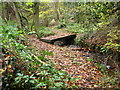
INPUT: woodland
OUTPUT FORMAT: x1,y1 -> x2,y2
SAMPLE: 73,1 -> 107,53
0,1 -> 120,89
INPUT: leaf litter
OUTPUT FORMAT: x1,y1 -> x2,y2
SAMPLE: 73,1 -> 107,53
27,34 -> 118,88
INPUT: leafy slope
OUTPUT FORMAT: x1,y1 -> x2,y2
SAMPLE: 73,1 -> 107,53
28,34 -> 119,88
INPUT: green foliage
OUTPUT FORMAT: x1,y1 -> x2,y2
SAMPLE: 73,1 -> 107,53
62,2 -> 119,54
66,23 -> 81,33
100,46 -> 109,54
1,22 -> 25,51
39,50 -> 53,56
75,38 -> 86,46
13,73 -> 37,88
76,2 -> 114,23
29,25 -> 55,37
95,63 -> 107,73
87,58 -> 94,61
56,23 -> 94,34
1,2 -> 119,88
1,22 -> 75,89
105,29 -> 120,52
74,34 -> 88,47
39,26 -> 55,37
59,2 -> 115,34
27,31 -> 36,35
99,74 -> 119,87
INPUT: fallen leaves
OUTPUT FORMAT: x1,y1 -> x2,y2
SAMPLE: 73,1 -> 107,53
4,54 -> 14,61
41,33 -> 76,40
28,34 -> 116,88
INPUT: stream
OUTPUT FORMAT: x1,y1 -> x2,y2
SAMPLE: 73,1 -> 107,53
62,44 -> 119,75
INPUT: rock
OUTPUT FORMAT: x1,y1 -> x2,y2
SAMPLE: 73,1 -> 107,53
54,41 -> 65,46
69,45 -> 81,48
49,19 -> 59,26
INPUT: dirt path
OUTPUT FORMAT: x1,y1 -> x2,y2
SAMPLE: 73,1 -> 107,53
28,34 -> 107,88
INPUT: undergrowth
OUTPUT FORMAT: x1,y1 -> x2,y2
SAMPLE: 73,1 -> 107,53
53,22 -> 120,88
28,26 -> 55,37
1,22 -> 76,89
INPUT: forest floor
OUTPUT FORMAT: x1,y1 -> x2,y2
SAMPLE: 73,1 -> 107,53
27,29 -> 119,88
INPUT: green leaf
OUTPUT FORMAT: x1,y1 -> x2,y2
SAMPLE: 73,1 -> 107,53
25,78 -> 29,83
27,31 -> 36,35
59,73 -> 65,76
37,56 -> 45,61
23,75 -> 29,78
55,82 -> 63,87
39,50 -> 53,56
19,30 -> 23,34
87,58 -> 94,61
35,82 -> 46,87
29,80 -> 35,83
17,73 -> 23,76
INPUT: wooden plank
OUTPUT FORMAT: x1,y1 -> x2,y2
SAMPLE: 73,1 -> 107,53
40,34 -> 76,44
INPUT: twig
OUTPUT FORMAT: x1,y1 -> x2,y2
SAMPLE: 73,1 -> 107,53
31,54 -> 48,66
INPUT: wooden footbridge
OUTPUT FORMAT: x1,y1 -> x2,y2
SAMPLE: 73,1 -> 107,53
40,33 -> 76,45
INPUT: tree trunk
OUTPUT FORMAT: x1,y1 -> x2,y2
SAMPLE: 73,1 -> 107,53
115,1 -> 120,29
53,0 -> 60,21
1,2 -> 10,22
13,2 -> 22,29
34,2 -> 40,38
112,1 -> 120,29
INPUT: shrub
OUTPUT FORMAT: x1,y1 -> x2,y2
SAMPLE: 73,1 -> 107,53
1,22 -> 76,89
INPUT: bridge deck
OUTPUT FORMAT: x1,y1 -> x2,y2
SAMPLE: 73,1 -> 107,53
40,33 -> 76,44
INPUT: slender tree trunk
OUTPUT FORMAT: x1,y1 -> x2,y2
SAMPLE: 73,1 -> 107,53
1,2 -> 9,22
34,2 -> 40,38
13,2 -> 22,29
53,0 -> 60,21
1,2 -> 6,21
114,1 -> 120,29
